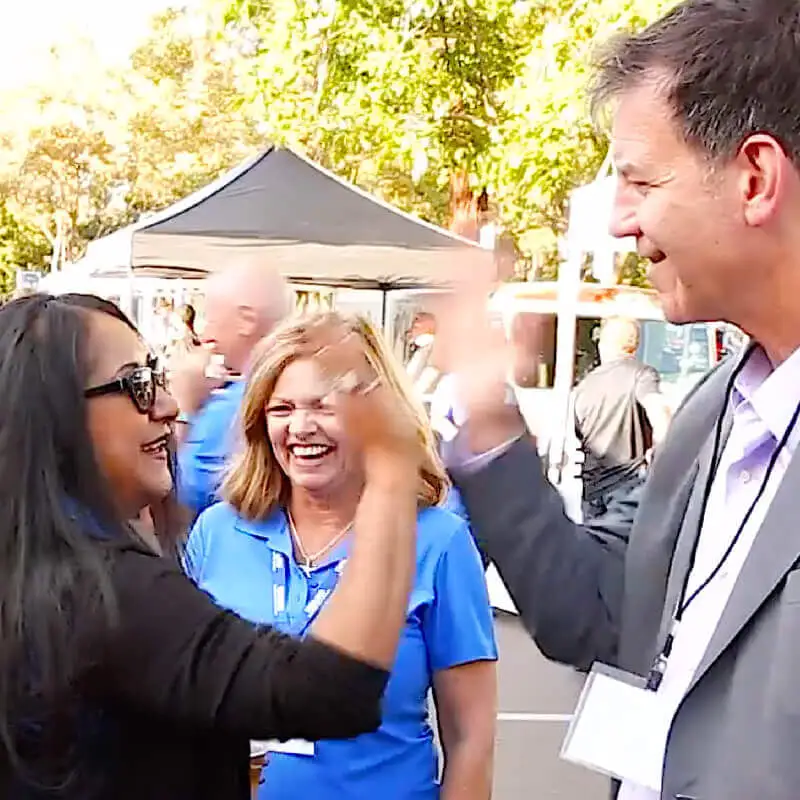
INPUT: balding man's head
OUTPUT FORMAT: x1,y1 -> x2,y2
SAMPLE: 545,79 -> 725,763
203,261 -> 290,373
598,317 -> 640,363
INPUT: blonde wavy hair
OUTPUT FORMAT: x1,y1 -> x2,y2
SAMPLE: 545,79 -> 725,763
223,311 -> 449,521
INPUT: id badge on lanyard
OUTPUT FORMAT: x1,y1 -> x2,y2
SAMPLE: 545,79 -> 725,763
560,663 -> 673,791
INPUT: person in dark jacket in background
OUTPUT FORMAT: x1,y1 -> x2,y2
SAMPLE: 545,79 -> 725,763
573,317 -> 671,519
0,293 -> 421,800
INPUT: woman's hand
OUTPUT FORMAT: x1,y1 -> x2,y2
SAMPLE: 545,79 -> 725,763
304,319 -> 421,475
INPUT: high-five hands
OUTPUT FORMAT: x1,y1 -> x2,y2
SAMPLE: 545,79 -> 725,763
433,257 -> 532,454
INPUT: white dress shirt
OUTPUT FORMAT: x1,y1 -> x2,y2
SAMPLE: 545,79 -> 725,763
430,374 -> 466,442
619,345 -> 800,799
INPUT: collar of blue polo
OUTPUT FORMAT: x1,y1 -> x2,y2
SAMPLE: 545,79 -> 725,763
234,509 -> 351,571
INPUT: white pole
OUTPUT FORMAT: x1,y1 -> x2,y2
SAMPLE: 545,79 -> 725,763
548,244 -> 582,486
125,265 -> 136,324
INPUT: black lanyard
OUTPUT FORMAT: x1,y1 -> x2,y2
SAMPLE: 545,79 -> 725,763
646,358 -> 800,691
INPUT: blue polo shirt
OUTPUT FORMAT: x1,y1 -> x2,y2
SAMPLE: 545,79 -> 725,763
176,380 -> 245,516
184,502 -> 497,800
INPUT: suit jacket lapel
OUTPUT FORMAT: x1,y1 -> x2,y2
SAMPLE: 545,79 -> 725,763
618,356 -> 739,675
655,345 -> 755,656
654,416 -> 732,648
689,446 -> 800,692
619,461 -> 697,674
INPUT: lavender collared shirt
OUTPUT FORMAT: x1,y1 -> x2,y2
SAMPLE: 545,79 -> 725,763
621,344 -> 800,799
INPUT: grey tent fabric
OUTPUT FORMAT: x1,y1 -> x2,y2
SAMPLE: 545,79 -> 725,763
131,146 -> 489,288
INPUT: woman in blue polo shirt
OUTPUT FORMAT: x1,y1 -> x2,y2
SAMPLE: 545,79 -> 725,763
184,312 -> 497,800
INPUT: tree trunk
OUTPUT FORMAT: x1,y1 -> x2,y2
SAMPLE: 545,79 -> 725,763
448,170 -> 478,241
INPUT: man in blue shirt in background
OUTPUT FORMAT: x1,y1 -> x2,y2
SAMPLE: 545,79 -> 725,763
171,261 -> 290,517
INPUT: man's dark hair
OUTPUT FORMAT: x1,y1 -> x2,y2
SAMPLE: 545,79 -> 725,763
589,0 -> 800,163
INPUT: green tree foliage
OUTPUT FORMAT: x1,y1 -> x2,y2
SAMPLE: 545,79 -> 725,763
0,10 -> 262,269
0,73 -> 124,266
227,0 -> 669,275
488,0 -> 671,279
0,198 -> 51,292
0,0 -> 671,283
123,8 -> 263,213
227,0 -> 534,234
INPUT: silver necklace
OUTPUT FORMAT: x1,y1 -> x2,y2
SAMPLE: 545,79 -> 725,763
287,513 -> 352,575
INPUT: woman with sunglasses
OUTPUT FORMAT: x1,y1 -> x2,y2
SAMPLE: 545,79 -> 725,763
0,293 -> 421,800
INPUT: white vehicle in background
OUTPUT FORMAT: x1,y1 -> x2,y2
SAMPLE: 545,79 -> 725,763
388,280 -> 724,469
385,281 -> 729,614
487,281 -> 723,461
483,281 -> 730,613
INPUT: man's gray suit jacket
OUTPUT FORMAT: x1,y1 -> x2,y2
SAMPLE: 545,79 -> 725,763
454,349 -> 800,800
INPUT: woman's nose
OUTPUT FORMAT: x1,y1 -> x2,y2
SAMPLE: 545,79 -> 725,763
152,384 -> 179,422
288,408 -> 318,434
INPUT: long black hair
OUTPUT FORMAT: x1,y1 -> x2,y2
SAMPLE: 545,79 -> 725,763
0,293 -> 180,781
56,294 -> 188,555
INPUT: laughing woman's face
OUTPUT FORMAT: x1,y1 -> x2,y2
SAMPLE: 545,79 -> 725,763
83,311 -> 178,519
265,357 -> 361,500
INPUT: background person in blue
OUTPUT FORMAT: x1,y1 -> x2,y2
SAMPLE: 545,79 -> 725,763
171,262 -> 290,517
185,311 -> 498,800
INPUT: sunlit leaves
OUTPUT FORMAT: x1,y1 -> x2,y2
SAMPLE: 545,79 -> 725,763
0,0 -> 672,285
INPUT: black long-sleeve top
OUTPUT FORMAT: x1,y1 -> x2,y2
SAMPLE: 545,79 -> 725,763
0,542 -> 389,799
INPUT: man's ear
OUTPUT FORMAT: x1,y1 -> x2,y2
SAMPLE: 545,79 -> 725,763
237,304 -> 258,338
736,133 -> 786,228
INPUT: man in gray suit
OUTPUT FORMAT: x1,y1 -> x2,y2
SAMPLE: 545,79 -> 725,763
440,2 -> 800,799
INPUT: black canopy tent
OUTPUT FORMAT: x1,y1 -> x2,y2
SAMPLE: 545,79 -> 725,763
127,145 -> 491,323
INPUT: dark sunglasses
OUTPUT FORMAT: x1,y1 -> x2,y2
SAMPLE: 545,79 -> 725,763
84,357 -> 167,414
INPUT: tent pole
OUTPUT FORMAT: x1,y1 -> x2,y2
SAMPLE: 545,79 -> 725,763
380,289 -> 388,331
